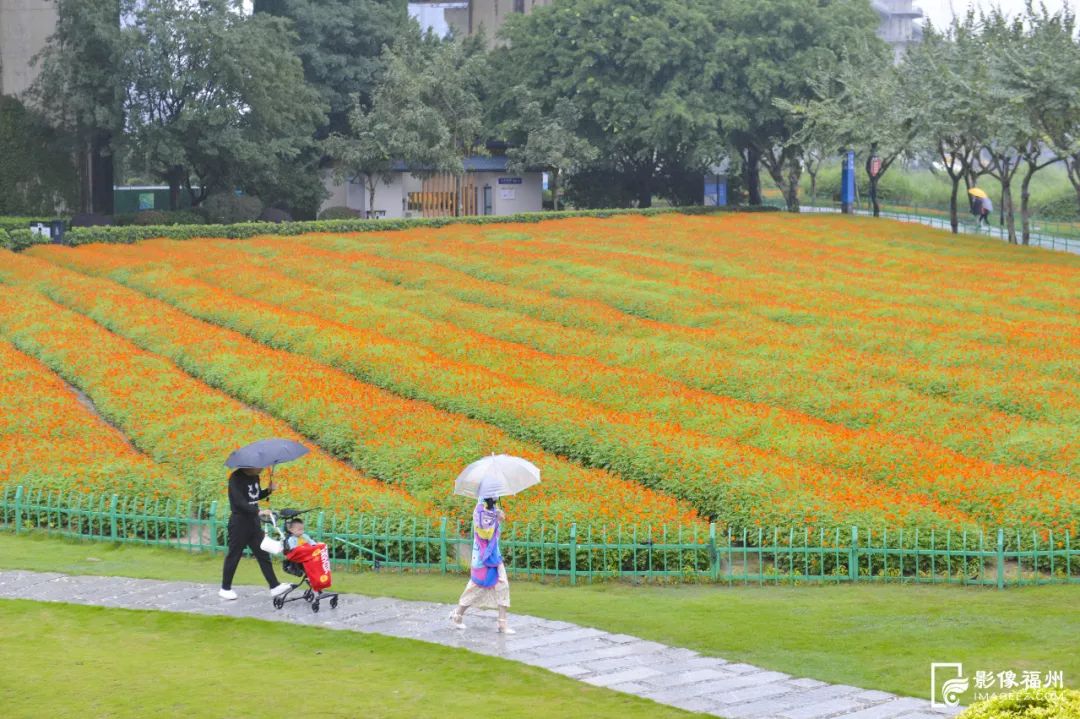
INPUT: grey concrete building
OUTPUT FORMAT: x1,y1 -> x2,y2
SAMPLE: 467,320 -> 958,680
0,0 -> 57,97
873,0 -> 924,62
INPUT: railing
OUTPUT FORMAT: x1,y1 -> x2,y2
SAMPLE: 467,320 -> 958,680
764,198 -> 1080,255
3,486 -> 1077,588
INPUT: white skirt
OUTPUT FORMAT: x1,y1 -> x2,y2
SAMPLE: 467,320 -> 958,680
457,563 -> 510,609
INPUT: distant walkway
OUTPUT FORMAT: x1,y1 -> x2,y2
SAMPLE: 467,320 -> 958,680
798,205 -> 1080,255
2,570 -> 961,719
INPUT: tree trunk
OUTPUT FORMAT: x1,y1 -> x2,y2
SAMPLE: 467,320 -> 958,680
90,131 -> 114,215
1001,181 -> 1016,244
1068,154 -> 1080,213
552,169 -> 560,212
368,175 -> 377,218
167,168 -> 182,212
948,175 -> 960,234
454,174 -> 462,217
868,175 -> 881,217
744,146 -> 762,206
77,139 -> 93,214
1020,169 -> 1034,246
808,171 -> 817,208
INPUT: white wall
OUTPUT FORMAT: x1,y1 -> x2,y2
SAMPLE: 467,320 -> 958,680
322,170 -> 542,218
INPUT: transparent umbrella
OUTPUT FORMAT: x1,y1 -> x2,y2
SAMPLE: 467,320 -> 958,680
453,454 -> 540,498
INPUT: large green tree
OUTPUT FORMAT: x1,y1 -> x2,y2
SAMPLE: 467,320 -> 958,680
29,0 -> 123,214
715,0 -> 882,210
495,0 -> 723,208
906,15 -> 991,233
783,47 -> 918,217
504,92 -> 597,211
121,0 -> 326,211
252,0 -> 409,137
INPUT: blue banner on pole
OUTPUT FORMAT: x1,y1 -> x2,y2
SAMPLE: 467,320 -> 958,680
841,151 -> 856,207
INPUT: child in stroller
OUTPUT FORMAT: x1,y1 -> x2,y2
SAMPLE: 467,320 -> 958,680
263,508 -> 340,613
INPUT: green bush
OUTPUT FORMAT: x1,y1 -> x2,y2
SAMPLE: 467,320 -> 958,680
958,689 -> 1080,719
9,205 -> 771,250
199,194 -> 264,224
1031,187 -> 1080,220
318,205 -> 361,220
3,228 -> 50,252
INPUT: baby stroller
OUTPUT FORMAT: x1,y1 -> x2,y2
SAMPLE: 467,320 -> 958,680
262,508 -> 340,613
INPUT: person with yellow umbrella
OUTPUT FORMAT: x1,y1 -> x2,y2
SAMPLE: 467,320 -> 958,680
969,187 -> 993,228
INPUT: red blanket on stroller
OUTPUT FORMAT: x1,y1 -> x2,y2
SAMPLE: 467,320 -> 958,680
285,542 -> 332,591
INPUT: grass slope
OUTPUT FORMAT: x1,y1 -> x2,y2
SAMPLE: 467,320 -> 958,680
4,533 -> 1077,699
2,600 -> 696,719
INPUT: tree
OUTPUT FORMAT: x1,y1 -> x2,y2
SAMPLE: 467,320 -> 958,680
783,47 -> 918,217
29,0 -> 124,214
496,0 -> 723,208
906,16 -> 990,233
974,8 -> 1061,245
714,0 -> 882,211
324,92 -> 407,216
504,93 -> 597,211
362,33 -> 488,215
252,0 -> 409,137
999,4 -> 1080,232
121,0 -> 326,210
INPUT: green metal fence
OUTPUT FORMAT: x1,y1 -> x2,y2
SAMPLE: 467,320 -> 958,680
3,486 -> 1077,588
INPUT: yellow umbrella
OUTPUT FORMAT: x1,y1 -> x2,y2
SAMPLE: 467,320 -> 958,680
968,187 -> 988,199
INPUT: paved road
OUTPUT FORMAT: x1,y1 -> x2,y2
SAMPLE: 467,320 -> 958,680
1,570 -> 963,719
798,206 -> 1080,255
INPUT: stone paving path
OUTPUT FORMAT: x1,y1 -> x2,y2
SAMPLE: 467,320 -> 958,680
1,570 -> 962,719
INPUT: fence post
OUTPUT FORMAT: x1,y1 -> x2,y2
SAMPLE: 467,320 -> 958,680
996,529 -> 1005,590
439,517 -> 448,574
109,494 -> 119,542
849,526 -> 859,582
708,522 -> 718,581
13,486 -> 24,535
208,501 -> 218,552
569,522 -> 577,586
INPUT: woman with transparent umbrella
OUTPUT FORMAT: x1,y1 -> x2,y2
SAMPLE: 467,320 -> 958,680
448,455 -> 540,635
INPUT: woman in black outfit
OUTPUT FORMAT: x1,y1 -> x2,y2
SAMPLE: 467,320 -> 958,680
219,467 -> 291,600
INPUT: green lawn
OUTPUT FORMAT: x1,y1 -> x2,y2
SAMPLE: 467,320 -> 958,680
5,533 -> 1078,699
3,600 -> 696,719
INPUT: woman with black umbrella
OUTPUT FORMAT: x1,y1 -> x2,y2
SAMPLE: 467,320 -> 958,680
219,439 -> 309,601
219,467 -> 291,600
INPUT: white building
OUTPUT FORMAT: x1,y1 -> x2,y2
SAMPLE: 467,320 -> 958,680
322,156 -> 543,219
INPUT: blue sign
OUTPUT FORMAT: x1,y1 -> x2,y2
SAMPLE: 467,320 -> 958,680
704,175 -> 727,207
498,177 -> 523,185
841,151 -> 856,207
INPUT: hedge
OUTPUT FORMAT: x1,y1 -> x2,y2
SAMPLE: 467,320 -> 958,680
1,205 -> 776,251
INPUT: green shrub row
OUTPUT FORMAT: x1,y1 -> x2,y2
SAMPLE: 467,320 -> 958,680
1,205 -> 774,252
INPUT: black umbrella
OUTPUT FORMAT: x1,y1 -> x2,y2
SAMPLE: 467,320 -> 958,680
225,439 -> 310,470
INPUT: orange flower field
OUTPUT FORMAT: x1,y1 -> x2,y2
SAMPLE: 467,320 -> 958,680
1,213 -> 1077,536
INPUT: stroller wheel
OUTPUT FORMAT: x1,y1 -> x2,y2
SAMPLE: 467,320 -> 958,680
329,596 -> 338,609
303,589 -> 313,602
272,596 -> 285,610
311,599 -> 320,613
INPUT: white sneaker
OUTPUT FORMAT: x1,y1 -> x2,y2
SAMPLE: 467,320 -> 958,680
270,583 -> 292,597
497,621 -> 516,635
449,611 -> 467,630
218,589 -> 238,600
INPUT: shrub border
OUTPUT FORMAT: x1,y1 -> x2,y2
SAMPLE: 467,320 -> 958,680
1,205 -> 776,252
